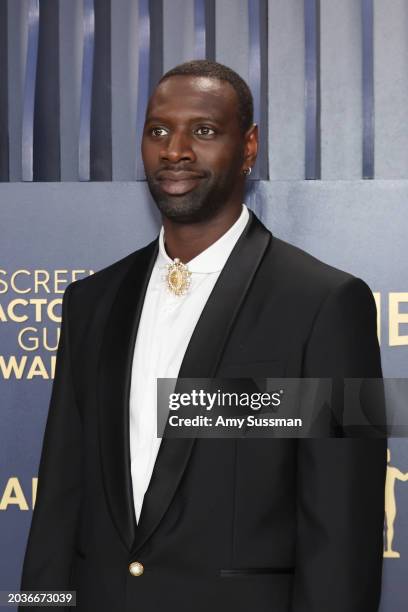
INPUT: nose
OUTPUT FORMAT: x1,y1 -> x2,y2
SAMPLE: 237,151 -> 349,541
160,130 -> 196,164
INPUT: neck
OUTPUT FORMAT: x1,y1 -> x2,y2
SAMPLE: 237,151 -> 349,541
162,203 -> 243,263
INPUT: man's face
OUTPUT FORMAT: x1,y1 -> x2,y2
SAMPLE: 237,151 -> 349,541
141,75 -> 248,223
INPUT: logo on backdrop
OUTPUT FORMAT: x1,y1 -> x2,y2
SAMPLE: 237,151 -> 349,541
384,448 -> 408,558
0,269 -> 92,380
0,478 -> 37,511
373,292 -> 408,346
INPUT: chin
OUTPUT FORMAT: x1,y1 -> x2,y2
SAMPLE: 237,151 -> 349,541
154,194 -> 214,224
160,205 -> 206,224
147,176 -> 229,224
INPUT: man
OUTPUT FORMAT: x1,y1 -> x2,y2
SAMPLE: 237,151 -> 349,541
20,60 -> 386,611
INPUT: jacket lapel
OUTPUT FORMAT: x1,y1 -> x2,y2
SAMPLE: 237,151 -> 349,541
97,240 -> 158,552
131,211 -> 271,554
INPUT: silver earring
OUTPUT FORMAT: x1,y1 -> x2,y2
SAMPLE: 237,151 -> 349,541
243,167 -> 252,176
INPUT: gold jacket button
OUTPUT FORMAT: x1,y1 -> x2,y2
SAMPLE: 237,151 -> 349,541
129,561 -> 144,576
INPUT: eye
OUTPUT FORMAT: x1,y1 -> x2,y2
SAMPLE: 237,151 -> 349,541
195,126 -> 215,137
150,127 -> 168,137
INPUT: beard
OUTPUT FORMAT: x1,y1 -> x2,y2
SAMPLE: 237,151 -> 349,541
145,163 -> 241,224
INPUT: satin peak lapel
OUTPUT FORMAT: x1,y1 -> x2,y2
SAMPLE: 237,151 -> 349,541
131,211 -> 271,554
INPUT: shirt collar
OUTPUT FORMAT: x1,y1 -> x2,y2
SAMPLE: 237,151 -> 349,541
157,204 -> 250,273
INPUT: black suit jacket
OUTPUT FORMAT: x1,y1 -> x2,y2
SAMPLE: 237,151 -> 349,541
20,211 -> 386,612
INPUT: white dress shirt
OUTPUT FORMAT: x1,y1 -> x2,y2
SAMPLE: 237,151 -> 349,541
129,204 -> 250,523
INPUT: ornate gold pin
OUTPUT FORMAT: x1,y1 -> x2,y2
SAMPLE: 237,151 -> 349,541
166,258 -> 192,296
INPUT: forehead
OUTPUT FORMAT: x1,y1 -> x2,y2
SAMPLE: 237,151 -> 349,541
146,75 -> 239,122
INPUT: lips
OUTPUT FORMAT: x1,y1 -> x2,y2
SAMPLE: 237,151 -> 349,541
156,170 -> 205,196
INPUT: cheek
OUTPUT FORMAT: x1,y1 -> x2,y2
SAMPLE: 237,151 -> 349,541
199,144 -> 242,173
141,141 -> 148,161
141,142 -> 158,168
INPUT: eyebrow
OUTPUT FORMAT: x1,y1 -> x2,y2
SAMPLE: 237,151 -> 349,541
145,115 -> 222,125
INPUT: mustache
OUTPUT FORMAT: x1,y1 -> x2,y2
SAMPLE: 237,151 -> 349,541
154,166 -> 209,180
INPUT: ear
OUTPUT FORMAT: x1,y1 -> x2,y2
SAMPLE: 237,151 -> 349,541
241,123 -> 258,173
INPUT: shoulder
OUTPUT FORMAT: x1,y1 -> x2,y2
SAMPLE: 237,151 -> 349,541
252,215 -> 376,322
63,239 -> 157,308
259,224 -> 373,305
256,227 -> 380,376
267,234 -> 353,292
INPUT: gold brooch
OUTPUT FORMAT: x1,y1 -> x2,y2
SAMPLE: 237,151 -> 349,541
166,258 -> 192,296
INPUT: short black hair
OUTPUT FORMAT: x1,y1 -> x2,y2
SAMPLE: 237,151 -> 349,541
158,60 -> 254,134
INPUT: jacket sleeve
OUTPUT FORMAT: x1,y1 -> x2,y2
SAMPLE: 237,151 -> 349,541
19,282 -> 83,597
291,277 -> 387,612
